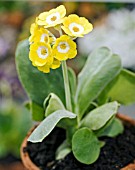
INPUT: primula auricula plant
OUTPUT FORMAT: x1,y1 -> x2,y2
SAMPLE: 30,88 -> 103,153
16,5 -> 135,165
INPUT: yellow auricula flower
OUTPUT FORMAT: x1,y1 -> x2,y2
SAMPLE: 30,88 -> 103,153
29,42 -> 53,67
53,35 -> 77,61
29,27 -> 56,45
29,27 -> 49,44
37,5 -> 66,28
62,14 -> 93,37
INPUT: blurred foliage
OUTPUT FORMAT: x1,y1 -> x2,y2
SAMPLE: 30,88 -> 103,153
0,1 -> 31,14
0,1 -> 29,12
105,3 -> 126,10
0,100 -> 32,157
0,78 -> 32,158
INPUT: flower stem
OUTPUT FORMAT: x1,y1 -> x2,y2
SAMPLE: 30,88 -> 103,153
62,61 -> 72,112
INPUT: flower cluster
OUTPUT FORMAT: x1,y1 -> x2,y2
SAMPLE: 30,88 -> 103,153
29,5 -> 93,73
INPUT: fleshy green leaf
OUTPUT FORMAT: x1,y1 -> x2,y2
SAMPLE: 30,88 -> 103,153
43,94 -> 76,129
75,47 -> 121,119
99,141 -> 105,148
56,140 -> 71,160
44,93 -> 65,117
24,101 -> 44,121
95,117 -> 124,137
81,101 -> 119,130
57,117 -> 77,130
15,39 -> 65,120
28,110 -> 76,143
31,102 -> 44,121
23,101 -> 31,110
72,127 -> 100,164
98,69 -> 135,105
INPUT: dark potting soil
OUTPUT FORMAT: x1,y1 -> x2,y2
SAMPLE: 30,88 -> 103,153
24,123 -> 135,170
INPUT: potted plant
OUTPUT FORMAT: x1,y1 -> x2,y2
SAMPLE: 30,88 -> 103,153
15,5 -> 135,170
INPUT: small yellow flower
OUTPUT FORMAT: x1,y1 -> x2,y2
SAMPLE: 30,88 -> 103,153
37,58 -> 61,73
61,14 -> 93,37
29,27 -> 48,44
29,42 -> 53,67
37,5 -> 66,28
29,27 -> 56,44
53,35 -> 77,61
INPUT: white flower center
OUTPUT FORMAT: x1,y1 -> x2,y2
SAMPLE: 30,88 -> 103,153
40,34 -> 49,43
46,12 -> 60,25
57,42 -> 70,53
37,46 -> 49,59
69,23 -> 84,35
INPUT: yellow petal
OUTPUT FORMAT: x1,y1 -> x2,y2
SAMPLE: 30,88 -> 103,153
51,59 -> 61,69
37,65 -> 50,73
38,12 -> 48,20
37,20 -> 46,26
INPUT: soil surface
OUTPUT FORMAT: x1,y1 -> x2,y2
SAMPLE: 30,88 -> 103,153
24,123 -> 135,170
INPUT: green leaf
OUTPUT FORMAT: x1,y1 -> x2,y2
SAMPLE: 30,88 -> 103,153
24,101 -> 44,121
66,126 -> 77,144
57,117 -> 77,130
81,101 -> 119,130
31,102 -> 44,121
43,93 -> 76,129
99,141 -> 105,148
56,140 -> 71,160
72,127 -> 100,164
98,69 -> 135,105
28,110 -> 76,143
23,101 -> 31,110
44,93 -> 65,117
75,47 -> 121,119
68,68 -> 77,111
15,39 -> 65,120
95,117 -> 124,137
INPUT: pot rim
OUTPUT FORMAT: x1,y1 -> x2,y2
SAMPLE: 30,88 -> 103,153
21,114 -> 135,170
20,125 -> 40,170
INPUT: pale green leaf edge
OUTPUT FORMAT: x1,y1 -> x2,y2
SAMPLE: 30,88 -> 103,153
28,110 -> 76,143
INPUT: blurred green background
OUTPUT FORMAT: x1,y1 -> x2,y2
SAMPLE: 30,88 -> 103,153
0,1 -> 135,169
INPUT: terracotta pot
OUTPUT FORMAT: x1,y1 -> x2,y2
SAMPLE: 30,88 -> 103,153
20,125 -> 40,170
21,114 -> 135,170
